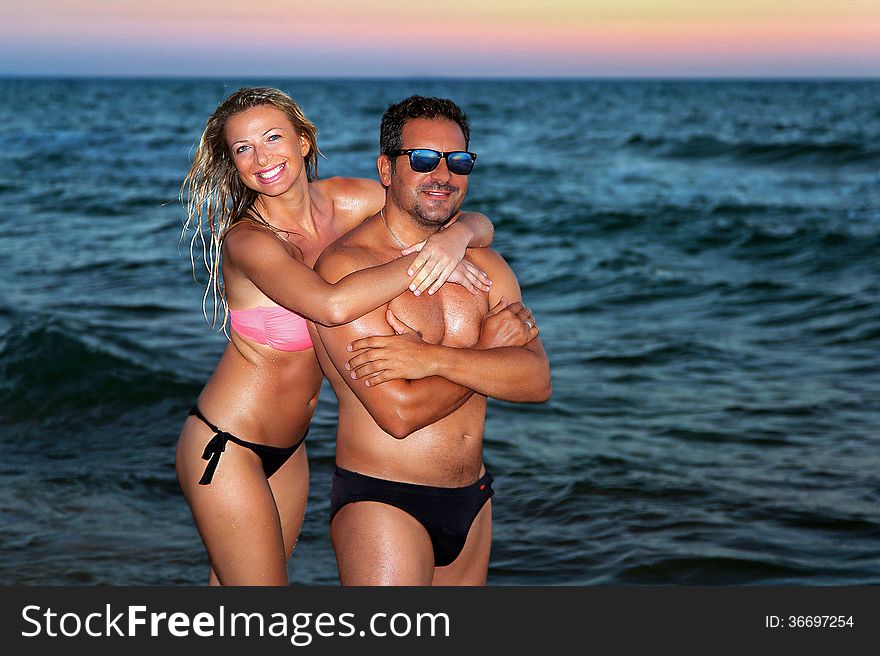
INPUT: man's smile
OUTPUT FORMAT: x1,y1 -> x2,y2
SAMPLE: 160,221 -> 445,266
420,184 -> 457,200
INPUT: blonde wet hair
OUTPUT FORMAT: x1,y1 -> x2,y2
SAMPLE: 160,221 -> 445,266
180,86 -> 322,328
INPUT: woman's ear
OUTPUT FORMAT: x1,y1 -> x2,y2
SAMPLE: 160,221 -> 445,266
300,133 -> 310,158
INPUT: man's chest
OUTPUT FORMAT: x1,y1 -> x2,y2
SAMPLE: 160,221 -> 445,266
387,285 -> 487,348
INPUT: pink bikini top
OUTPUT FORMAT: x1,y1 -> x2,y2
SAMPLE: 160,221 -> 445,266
229,305 -> 313,352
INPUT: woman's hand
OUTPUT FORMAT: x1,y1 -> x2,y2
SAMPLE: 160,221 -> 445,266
345,310 -> 435,386
402,226 -> 491,296
476,296 -> 539,349
446,258 -> 492,295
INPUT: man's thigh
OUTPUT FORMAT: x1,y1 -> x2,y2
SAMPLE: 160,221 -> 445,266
330,501 -> 435,586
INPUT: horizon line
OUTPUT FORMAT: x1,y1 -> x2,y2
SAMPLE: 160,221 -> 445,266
1,72 -> 879,82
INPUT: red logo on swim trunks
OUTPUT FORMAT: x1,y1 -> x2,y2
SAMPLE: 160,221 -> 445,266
479,484 -> 485,490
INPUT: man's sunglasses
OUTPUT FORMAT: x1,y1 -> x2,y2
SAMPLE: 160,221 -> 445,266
388,149 -> 477,175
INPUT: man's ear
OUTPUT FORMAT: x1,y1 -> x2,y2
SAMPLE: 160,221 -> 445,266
377,154 -> 392,187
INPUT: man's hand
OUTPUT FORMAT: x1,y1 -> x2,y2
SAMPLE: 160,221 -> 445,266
345,310 -> 435,386
476,296 -> 539,349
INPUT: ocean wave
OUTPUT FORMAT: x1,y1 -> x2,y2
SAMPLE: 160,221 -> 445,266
744,291 -> 879,335
656,426 -> 770,445
616,555 -> 812,585
716,222 -> 880,265
25,193 -> 176,219
0,317 -> 198,429
582,340 -> 727,368
818,324 -> 880,347
62,256 -> 181,276
625,133 -> 880,167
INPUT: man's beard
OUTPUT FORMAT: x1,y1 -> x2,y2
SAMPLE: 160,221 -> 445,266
389,181 -> 462,229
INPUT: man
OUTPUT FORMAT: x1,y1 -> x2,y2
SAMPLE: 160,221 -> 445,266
310,96 -> 551,585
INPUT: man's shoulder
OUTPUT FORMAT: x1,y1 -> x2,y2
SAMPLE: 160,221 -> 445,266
465,246 -> 511,272
465,246 -> 523,303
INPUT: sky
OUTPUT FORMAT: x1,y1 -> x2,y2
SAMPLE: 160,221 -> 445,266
1,0 -> 878,77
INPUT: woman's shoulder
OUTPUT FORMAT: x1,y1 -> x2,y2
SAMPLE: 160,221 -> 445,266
223,219 -> 272,242
316,176 -> 384,205
222,220 -> 286,259
315,176 -> 385,228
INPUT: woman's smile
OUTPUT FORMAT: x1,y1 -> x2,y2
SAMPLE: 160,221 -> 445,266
255,162 -> 287,183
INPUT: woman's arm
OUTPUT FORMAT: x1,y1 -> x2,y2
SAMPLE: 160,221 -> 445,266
224,224 -> 488,327
224,224 -> 411,326
448,211 -> 495,247
400,211 -> 495,295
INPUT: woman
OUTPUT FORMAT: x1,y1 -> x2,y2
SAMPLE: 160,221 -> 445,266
175,87 -> 495,585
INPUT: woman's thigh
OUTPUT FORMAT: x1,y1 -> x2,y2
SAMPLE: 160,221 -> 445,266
176,420 -> 289,586
268,444 -> 309,561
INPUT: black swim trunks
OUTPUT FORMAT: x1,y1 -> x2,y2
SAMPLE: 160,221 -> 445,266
188,406 -> 305,485
329,466 -> 494,567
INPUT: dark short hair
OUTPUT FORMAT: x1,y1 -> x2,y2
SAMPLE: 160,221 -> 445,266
379,95 -> 470,156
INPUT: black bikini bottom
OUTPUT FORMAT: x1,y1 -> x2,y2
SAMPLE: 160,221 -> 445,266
189,405 -> 305,485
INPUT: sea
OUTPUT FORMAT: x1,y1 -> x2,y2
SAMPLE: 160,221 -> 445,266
0,78 -> 878,586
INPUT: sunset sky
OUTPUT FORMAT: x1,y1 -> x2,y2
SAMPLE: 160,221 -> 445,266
1,0 -> 878,77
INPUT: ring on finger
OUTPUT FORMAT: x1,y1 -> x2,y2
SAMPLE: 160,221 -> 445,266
524,318 -> 534,329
